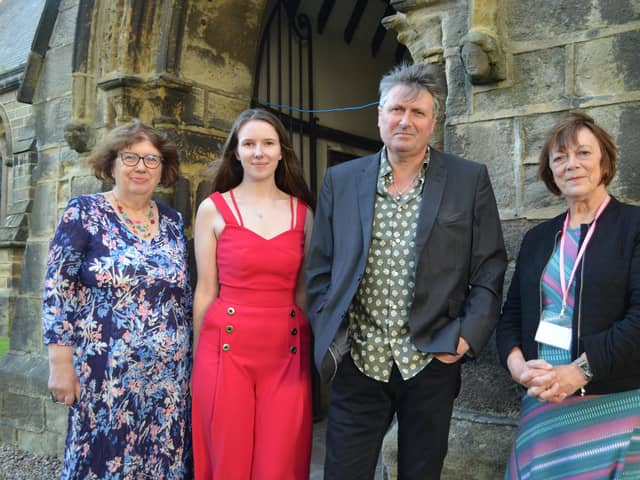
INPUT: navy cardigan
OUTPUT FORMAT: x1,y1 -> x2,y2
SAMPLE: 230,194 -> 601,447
496,197 -> 640,395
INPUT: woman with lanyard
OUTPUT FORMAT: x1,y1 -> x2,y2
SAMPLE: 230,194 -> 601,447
496,111 -> 640,479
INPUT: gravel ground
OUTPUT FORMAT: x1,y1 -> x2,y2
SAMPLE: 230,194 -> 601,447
0,443 -> 61,480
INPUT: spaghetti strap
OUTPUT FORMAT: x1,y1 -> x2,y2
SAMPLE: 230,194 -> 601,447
228,189 -> 244,227
209,192 -> 241,227
294,198 -> 307,231
289,196 -> 295,230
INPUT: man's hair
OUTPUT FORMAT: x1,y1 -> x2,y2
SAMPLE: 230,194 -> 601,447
379,63 -> 443,116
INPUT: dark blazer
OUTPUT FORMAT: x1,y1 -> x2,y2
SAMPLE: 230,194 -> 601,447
306,149 -> 507,381
496,197 -> 640,395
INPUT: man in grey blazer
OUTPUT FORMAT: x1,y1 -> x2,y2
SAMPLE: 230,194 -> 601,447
306,63 -> 507,479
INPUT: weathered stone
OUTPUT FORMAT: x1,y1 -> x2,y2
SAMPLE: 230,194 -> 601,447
575,37 -> 625,98
69,175 -> 102,198
32,45 -> 73,104
33,95 -> 73,147
9,297 -> 44,352
17,242 -> 48,296
522,164 -> 564,213
506,0 -> 593,41
0,424 -> 18,445
0,353 -> 49,396
44,401 -> 69,435
520,113 -> 564,166
616,106 -> 640,202
49,0 -> 78,49
598,0 -> 640,25
173,177 -> 192,229
446,119 -> 515,211
1,392 -> 44,432
16,429 -> 63,457
30,181 -> 59,237
475,48 -> 567,112
33,147 -> 62,181
615,31 -> 640,92
183,86 -> 205,127
445,56 -> 470,117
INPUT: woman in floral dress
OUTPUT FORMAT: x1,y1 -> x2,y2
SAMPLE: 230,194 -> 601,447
43,121 -> 193,479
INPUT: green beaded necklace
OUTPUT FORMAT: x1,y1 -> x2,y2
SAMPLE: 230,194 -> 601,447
112,191 -> 156,239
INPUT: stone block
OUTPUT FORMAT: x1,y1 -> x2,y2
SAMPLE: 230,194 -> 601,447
9,297 -> 44,353
445,55 -> 470,118
575,37 -> 625,98
616,105 -> 640,202
475,48 -> 567,113
33,147 -> 62,181
615,31 -> 640,92
506,0 -> 593,41
175,129 -> 224,165
446,119 -> 515,211
520,112 -> 564,166
44,401 -> 69,435
522,164 -> 563,213
0,423 -> 18,445
18,241 -> 49,296
32,45 -> 73,103
183,86 -> 205,126
69,175 -> 102,198
597,0 -> 640,25
204,90 -> 246,132
16,429 -> 63,458
0,353 -> 49,396
33,95 -> 73,147
1,392 -> 44,432
49,0 -> 78,49
30,182 -> 59,237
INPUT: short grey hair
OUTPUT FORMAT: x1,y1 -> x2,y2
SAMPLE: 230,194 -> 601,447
378,63 -> 443,117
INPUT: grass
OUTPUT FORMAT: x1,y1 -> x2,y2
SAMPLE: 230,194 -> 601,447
0,336 -> 9,358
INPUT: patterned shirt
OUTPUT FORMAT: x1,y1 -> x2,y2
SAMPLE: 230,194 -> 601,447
348,148 -> 433,382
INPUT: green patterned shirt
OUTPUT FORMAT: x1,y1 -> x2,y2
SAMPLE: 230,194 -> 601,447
348,148 -> 433,382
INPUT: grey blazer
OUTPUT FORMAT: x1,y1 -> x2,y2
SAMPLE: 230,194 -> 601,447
306,149 -> 507,381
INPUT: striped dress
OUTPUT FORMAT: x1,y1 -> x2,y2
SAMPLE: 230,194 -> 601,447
507,227 -> 640,480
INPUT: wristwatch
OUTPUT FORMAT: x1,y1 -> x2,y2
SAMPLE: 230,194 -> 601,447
574,356 -> 593,382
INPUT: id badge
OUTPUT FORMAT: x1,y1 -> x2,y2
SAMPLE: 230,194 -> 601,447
534,309 -> 572,350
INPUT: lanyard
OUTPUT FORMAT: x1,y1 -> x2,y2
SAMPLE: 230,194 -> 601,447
558,194 -> 610,317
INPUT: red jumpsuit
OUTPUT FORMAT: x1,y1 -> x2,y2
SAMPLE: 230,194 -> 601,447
192,191 -> 312,479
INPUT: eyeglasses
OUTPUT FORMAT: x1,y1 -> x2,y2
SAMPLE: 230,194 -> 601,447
118,152 -> 162,169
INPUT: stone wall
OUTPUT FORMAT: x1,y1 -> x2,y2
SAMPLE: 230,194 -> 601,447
0,88 -> 36,336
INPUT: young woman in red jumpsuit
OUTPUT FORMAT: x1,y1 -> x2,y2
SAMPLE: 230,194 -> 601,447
191,109 -> 315,479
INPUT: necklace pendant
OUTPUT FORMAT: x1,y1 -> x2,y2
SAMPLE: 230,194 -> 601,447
395,194 -> 402,202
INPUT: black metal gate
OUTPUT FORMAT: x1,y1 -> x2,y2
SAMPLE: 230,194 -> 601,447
252,0 -> 382,195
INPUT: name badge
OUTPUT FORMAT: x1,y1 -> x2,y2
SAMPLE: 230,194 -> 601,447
534,309 -> 572,350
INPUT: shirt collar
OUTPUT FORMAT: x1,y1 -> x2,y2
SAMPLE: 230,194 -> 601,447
378,147 -> 430,184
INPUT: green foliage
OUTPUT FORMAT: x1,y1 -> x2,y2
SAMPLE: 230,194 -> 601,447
0,336 -> 9,358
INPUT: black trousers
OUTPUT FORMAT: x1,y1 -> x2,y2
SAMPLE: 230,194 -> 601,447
324,353 -> 461,480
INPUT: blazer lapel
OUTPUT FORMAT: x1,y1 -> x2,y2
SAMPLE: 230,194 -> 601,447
414,150 -> 447,262
356,153 -> 380,257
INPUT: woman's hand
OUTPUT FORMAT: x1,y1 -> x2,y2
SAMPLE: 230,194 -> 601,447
507,348 -> 559,396
48,345 -> 80,406
535,362 -> 588,403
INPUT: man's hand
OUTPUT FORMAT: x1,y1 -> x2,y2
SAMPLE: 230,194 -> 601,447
434,337 -> 470,364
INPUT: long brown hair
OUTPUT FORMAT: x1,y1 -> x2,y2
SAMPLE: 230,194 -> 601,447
211,109 -> 315,209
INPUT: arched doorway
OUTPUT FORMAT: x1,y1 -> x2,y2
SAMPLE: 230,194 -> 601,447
252,0 -> 406,193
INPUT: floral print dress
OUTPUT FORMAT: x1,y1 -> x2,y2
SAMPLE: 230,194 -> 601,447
43,194 -> 193,479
